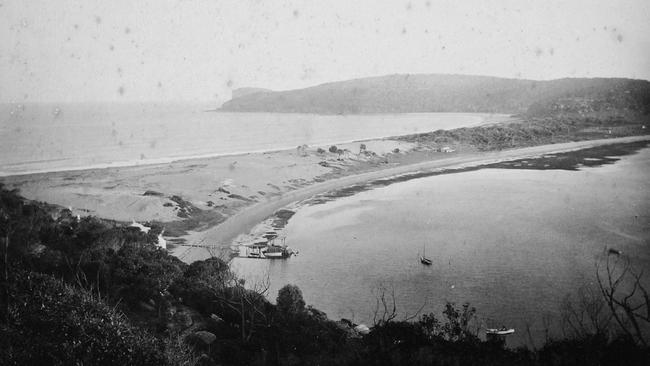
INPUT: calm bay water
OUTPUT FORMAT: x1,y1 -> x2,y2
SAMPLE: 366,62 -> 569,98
0,102 -> 486,175
232,148 -> 650,346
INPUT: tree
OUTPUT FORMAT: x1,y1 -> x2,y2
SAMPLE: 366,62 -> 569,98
276,284 -> 305,315
560,285 -> 612,340
441,302 -> 478,342
172,258 -> 272,344
1,271 -> 170,365
596,252 -> 650,346
372,283 -> 425,327
1,185 -> 53,322
328,145 -> 338,153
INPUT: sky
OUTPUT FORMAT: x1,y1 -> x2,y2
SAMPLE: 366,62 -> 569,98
1,0 -> 649,103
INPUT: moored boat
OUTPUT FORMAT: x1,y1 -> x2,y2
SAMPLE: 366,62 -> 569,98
262,245 -> 295,259
486,327 -> 515,336
420,245 -> 432,265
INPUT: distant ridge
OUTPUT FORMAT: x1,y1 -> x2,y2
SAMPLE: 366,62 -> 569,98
230,87 -> 272,99
220,74 -> 650,117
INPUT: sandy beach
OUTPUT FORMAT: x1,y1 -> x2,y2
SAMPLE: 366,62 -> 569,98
2,131 -> 648,263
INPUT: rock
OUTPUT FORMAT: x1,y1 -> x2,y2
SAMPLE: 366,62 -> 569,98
210,313 -> 224,323
194,331 -> 217,345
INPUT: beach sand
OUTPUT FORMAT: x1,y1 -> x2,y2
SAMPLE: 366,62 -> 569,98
3,135 -> 648,263
0,138 -> 417,239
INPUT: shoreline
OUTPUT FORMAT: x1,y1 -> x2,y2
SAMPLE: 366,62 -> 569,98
0,112 -> 508,178
2,110 -> 647,264
172,135 -> 650,263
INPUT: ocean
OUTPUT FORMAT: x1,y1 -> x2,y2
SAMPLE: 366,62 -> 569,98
0,102 -> 488,176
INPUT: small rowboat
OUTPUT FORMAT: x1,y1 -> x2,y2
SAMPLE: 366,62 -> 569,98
486,328 -> 515,336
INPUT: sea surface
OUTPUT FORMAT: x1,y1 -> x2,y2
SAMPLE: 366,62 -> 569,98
232,147 -> 650,347
0,102 -> 487,175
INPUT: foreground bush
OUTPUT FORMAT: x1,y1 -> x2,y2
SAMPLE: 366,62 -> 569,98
2,183 -> 650,365
0,271 -> 172,366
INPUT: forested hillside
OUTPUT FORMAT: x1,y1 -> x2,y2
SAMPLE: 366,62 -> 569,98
220,74 -> 650,116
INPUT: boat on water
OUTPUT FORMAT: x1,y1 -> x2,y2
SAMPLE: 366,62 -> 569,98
486,327 -> 515,336
241,241 -> 296,259
420,245 -> 432,265
262,245 -> 295,259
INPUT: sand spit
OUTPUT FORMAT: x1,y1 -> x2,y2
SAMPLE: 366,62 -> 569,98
2,131 -> 648,263
172,135 -> 650,262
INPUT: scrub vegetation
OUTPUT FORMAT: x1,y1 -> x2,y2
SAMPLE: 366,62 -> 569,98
1,184 -> 648,365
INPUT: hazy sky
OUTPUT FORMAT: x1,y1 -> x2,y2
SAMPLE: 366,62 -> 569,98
2,0 -> 649,103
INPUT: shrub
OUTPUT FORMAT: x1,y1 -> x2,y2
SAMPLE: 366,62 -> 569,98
0,271 -> 169,365
106,243 -> 185,309
328,145 -> 338,153
276,284 -> 305,315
